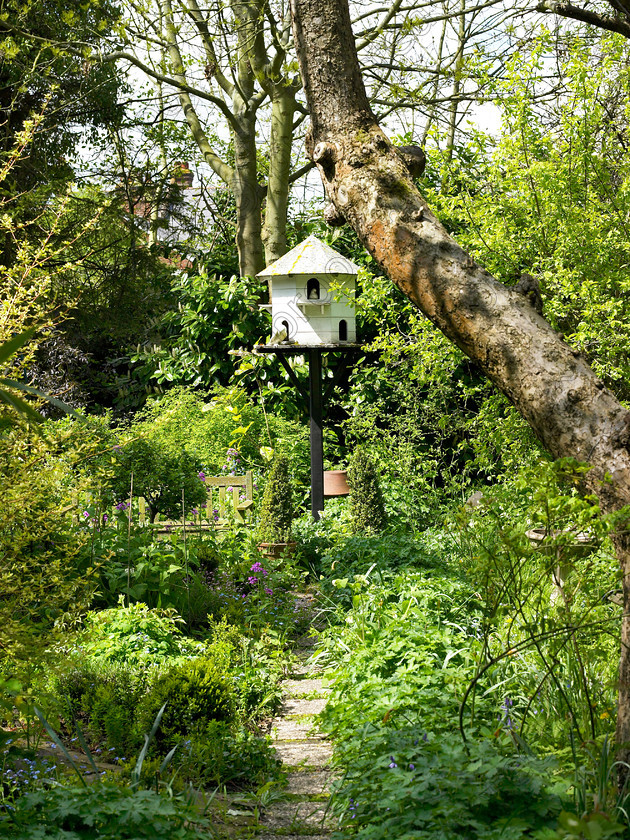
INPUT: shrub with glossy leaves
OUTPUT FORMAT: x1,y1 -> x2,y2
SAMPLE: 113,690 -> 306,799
136,657 -> 235,751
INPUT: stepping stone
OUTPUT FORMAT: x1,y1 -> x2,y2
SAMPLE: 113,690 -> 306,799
283,678 -> 331,697
274,739 -> 333,768
281,698 -> 328,716
271,718 -> 325,741
258,835 -> 331,840
262,800 -> 333,830
285,771 -> 336,796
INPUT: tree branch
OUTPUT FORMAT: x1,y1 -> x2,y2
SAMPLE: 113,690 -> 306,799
536,0 -> 630,38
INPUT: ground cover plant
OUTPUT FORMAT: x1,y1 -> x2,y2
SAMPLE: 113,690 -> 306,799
307,463 -> 629,839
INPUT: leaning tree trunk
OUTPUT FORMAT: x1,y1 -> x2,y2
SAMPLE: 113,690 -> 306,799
290,0 -> 630,760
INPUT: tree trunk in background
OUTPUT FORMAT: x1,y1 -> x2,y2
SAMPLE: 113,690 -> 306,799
232,113 -> 265,277
290,0 -> 630,759
262,84 -> 298,265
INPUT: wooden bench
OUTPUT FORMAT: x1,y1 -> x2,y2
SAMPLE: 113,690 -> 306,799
205,472 -> 255,525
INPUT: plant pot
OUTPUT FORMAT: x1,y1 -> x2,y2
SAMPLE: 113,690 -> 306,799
324,470 -> 350,497
257,541 -> 297,559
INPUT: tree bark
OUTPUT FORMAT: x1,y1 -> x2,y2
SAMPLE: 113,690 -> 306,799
262,83 -> 298,265
232,113 -> 265,277
290,0 -> 630,758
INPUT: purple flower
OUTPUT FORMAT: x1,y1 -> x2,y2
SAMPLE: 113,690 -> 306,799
102,513 -> 108,524
389,757 -> 397,769
250,562 -> 264,573
190,509 -> 198,515
198,471 -> 206,481
264,587 -> 273,595
409,764 -> 415,770
248,576 -> 258,585
82,511 -> 89,518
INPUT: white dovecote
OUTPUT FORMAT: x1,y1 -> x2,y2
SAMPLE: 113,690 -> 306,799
257,235 -> 358,345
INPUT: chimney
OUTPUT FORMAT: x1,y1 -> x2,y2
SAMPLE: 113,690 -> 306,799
172,161 -> 194,188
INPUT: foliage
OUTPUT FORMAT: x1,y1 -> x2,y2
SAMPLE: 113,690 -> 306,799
86,526 -> 194,611
0,783 -> 210,839
135,657 -> 235,752
427,33 -> 630,400
176,721 -> 283,789
109,437 -> 206,522
453,459 -> 623,750
0,429 -> 95,664
131,267 -> 268,389
201,555 -> 311,640
347,447 -> 387,535
125,385 -> 309,486
256,455 -> 294,544
310,455 -> 630,838
329,725 -> 562,840
0,0 -> 121,197
40,184 -> 177,412
315,570 -> 481,737
340,269 -> 541,528
315,528 -> 451,585
78,601 -> 204,666
54,661 -> 149,758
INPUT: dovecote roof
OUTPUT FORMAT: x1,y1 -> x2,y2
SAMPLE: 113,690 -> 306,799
257,235 -> 360,277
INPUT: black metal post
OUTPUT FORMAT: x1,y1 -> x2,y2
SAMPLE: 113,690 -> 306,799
308,348 -> 324,520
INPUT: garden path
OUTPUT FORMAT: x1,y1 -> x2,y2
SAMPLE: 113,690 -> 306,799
254,641 -> 336,840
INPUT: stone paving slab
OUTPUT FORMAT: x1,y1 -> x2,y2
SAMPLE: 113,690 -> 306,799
281,698 -> 328,716
274,739 -> 333,768
263,800 -> 333,830
285,771 -> 336,796
282,679 -> 331,697
258,835 -> 331,840
271,719 -> 325,741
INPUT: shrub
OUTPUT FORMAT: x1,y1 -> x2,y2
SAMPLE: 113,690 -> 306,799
256,455 -> 294,544
78,600 -> 203,667
136,657 -> 235,751
347,447 -> 387,534
177,721 -> 283,788
109,437 -> 206,523
54,661 -> 150,757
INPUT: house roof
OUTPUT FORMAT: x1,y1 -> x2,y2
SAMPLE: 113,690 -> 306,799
257,235 -> 360,277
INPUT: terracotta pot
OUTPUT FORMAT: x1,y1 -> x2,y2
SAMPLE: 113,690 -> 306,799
257,541 -> 297,559
324,469 -> 350,497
